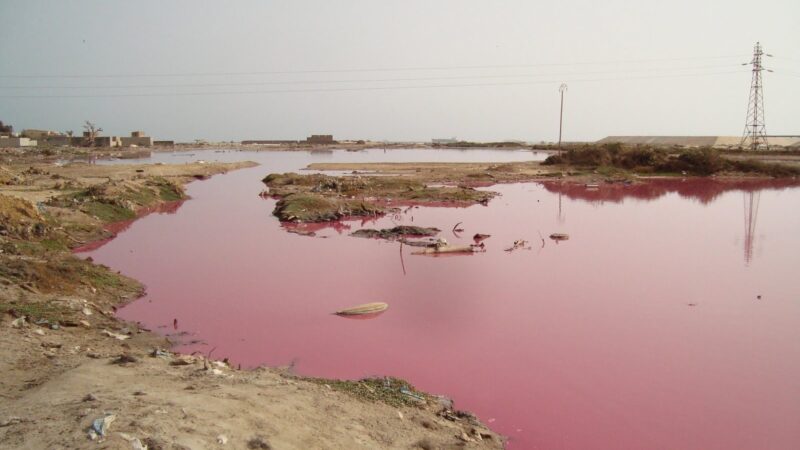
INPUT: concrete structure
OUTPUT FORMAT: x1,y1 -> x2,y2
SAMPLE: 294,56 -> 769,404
306,135 -> 335,144
597,136 -> 800,148
0,136 -> 37,147
120,131 -> 153,147
21,129 -> 62,140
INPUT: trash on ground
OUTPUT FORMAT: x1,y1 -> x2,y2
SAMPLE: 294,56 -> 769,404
88,414 -> 116,440
335,302 -> 389,316
101,329 -> 130,340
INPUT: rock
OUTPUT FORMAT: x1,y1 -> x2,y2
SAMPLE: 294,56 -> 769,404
79,320 -> 91,328
0,417 -> 23,427
170,355 -> 195,366
217,434 -> 228,445
82,307 -> 93,316
247,436 -> 272,449
434,395 -> 454,411
33,328 -> 45,336
112,354 -> 138,365
82,393 -> 97,402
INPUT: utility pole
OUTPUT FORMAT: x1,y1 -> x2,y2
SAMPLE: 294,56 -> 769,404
741,42 -> 772,151
558,83 -> 568,154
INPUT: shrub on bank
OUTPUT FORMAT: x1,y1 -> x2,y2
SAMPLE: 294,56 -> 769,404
543,144 -> 799,177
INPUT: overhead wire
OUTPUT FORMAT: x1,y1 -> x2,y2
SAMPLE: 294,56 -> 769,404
0,64 -> 743,90
0,54 -> 748,79
0,70 -> 745,99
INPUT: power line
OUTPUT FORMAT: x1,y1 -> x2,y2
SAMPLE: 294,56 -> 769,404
0,64 -> 741,90
0,70 -> 743,99
0,55 -> 747,79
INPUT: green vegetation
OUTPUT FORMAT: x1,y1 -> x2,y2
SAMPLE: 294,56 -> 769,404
47,177 -> 186,223
0,299 -> 70,323
81,201 -> 136,222
304,376 -> 432,408
543,143 -> 800,177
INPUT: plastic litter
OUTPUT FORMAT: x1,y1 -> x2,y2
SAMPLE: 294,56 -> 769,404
89,414 -> 116,439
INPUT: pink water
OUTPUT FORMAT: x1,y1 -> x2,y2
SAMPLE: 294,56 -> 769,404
79,151 -> 800,449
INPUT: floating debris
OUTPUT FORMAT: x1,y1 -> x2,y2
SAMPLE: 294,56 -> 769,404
505,240 -> 531,252
351,226 -> 439,240
413,245 -> 478,255
335,302 -> 389,316
473,233 -> 491,242
549,233 -> 569,241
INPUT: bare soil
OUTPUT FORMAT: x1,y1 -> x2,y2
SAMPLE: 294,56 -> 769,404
0,151 -> 502,449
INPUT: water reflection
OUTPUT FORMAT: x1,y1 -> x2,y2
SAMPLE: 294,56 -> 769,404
743,191 -> 760,265
72,200 -> 185,253
541,178 -> 800,204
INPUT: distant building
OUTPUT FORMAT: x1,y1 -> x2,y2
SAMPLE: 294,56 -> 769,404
306,135 -> 335,144
241,140 -> 299,145
120,131 -> 153,147
432,137 -> 458,145
21,129 -> 62,140
0,136 -> 37,148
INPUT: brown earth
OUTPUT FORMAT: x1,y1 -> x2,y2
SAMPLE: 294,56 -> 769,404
0,153 -> 503,449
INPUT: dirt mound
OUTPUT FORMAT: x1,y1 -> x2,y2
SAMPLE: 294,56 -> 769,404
274,193 -> 383,222
0,195 -> 46,239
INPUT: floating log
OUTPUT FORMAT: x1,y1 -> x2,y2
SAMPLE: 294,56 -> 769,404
549,233 -> 570,241
335,302 -> 389,316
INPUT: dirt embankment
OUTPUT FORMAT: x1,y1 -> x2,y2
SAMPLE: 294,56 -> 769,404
0,156 -> 503,449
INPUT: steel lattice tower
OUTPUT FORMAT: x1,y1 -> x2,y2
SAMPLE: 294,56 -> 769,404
741,42 -> 771,150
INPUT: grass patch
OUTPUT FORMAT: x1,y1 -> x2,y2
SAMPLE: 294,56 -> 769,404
0,300 -> 70,323
305,376 -> 432,408
82,201 -> 136,222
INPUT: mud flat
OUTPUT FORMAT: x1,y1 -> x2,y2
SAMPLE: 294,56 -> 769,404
0,154 -> 501,449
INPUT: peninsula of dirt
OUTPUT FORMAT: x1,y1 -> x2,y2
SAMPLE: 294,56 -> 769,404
0,153 -> 503,449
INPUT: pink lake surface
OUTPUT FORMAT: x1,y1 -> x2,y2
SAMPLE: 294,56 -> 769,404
80,151 -> 800,449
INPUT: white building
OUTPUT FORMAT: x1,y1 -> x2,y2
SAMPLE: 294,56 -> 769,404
0,136 -> 37,148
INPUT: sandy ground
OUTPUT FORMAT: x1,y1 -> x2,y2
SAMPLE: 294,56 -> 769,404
1,315 -> 501,450
0,153 -> 503,450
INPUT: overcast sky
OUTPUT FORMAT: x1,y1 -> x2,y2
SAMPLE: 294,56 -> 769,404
0,0 -> 798,142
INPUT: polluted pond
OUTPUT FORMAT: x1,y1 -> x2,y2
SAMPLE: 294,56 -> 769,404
77,154 -> 800,450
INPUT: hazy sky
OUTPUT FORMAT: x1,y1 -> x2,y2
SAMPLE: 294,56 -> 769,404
1,1 -> 798,142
